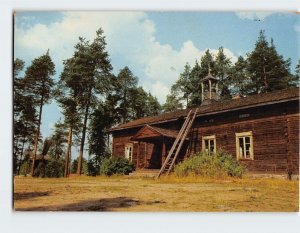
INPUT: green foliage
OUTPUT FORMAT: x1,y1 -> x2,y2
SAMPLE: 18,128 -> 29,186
162,90 -> 184,112
48,121 -> 68,160
229,56 -> 249,96
86,152 -> 110,176
246,30 -> 294,94
71,157 -> 88,174
88,102 -> 116,170
86,159 -> 99,176
19,160 -> 31,176
100,157 -> 135,176
13,58 -> 37,174
44,159 -> 65,178
215,47 -> 232,99
295,60 -> 300,85
114,66 -> 161,123
174,150 -> 246,178
166,48 -> 234,109
59,29 -> 113,174
24,50 -> 56,103
32,159 -> 65,178
166,31 -> 297,108
70,159 -> 78,173
172,63 -> 194,106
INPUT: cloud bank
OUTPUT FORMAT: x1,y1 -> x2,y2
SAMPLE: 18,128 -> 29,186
15,11 -> 238,103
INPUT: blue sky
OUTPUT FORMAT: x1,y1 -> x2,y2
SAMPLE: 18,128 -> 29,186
14,11 -> 299,153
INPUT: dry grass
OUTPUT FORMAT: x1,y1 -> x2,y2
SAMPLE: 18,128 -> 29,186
13,175 -> 299,212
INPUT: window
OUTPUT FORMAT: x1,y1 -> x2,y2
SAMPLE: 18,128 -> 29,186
125,143 -> 133,161
202,135 -> 216,155
235,131 -> 254,160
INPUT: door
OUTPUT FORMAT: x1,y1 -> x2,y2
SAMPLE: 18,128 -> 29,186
125,143 -> 133,161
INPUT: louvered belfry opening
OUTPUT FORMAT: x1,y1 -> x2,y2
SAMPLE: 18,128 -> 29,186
201,68 -> 219,105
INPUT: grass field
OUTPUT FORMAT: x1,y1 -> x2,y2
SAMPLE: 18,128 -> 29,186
13,175 -> 299,212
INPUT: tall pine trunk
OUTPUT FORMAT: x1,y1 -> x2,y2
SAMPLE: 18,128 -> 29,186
31,96 -> 44,176
64,127 -> 72,177
77,90 -> 91,175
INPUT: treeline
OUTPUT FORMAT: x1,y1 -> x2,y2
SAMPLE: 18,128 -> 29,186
163,30 -> 299,111
13,29 -> 299,177
13,29 -> 161,177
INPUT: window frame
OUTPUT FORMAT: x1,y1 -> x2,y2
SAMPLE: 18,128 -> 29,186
202,135 -> 216,155
235,131 -> 254,160
125,143 -> 133,162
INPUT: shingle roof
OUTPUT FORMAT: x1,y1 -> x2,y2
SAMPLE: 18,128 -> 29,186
110,87 -> 299,132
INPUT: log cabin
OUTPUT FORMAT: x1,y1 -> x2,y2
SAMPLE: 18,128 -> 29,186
109,74 -> 299,176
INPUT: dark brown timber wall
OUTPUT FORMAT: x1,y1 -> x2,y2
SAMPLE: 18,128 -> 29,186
112,100 -> 299,174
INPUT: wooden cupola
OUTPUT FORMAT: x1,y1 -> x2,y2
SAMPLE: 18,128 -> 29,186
201,66 -> 219,105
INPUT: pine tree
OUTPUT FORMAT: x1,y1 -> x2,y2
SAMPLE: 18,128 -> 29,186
145,92 -> 161,116
215,47 -> 232,99
189,60 -> 202,107
246,30 -> 293,94
115,66 -> 138,123
57,54 -> 84,177
13,58 -> 37,174
171,63 -> 193,107
48,121 -> 68,160
61,29 -> 112,175
162,90 -> 184,112
229,56 -> 249,96
199,49 -> 216,77
22,51 -> 55,176
88,102 -> 114,175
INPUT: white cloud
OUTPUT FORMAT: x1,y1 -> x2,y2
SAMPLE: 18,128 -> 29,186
235,12 -> 275,20
15,12 -> 238,104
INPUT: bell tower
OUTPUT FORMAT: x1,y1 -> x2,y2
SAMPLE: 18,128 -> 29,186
201,65 -> 219,105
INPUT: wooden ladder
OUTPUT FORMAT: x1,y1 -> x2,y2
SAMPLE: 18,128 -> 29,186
156,108 -> 198,178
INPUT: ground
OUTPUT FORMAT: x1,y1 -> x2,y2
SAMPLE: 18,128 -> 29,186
13,175 -> 299,212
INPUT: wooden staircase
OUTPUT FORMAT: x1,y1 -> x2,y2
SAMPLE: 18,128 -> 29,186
156,108 -> 198,178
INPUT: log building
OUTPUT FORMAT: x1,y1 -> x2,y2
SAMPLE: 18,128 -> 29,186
109,75 -> 299,175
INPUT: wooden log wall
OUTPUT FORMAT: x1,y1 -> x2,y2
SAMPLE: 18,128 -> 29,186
189,101 -> 299,174
112,100 -> 299,174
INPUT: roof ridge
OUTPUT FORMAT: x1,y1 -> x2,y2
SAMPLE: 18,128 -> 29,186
110,87 -> 299,132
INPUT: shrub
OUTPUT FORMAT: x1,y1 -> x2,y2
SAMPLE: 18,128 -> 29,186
70,157 -> 88,174
44,159 -> 65,178
86,159 -> 100,176
174,150 -> 246,178
19,160 -> 31,176
100,157 -> 135,176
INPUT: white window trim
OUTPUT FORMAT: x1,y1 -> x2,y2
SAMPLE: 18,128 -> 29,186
235,131 -> 254,160
202,135 -> 216,155
125,143 -> 133,161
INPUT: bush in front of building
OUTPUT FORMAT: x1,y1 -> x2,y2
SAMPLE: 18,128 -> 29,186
100,157 -> 135,176
174,150 -> 246,178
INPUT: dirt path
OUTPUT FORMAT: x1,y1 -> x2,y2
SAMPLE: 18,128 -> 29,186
13,176 -> 299,211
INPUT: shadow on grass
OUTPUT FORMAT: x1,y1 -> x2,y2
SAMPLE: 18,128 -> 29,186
14,191 -> 51,200
15,197 -> 165,211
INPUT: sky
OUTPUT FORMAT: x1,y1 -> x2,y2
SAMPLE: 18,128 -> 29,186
14,11 -> 300,146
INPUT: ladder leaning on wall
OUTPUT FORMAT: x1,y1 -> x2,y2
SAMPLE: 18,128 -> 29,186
156,108 -> 199,178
